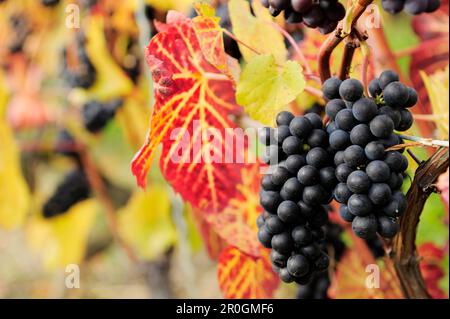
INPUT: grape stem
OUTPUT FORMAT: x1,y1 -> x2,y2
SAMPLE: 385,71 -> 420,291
318,0 -> 374,82
391,147 -> 449,298
398,134 -> 450,148
338,37 -> 358,80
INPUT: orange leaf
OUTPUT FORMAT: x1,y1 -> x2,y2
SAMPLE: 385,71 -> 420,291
328,250 -> 403,299
192,3 -> 229,75
217,246 -> 279,299
131,12 -> 246,214
207,163 -> 263,257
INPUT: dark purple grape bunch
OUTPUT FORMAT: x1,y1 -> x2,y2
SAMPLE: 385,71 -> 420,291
323,71 -> 416,239
82,99 -> 124,133
257,111 -> 338,284
43,168 -> 91,218
382,0 -> 441,15
261,0 -> 346,34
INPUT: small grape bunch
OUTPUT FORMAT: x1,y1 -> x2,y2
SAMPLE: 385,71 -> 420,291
257,111 -> 337,284
323,70 -> 415,239
82,99 -> 124,133
381,0 -> 441,15
260,0 -> 346,34
43,168 -> 91,218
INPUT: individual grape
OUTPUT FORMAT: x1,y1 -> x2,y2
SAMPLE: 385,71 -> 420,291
304,113 -> 324,130
352,215 -> 377,239
266,215 -> 286,234
383,81 -> 409,107
339,79 -> 364,102
378,70 -> 399,89
364,141 -> 386,161
291,0 -> 314,12
279,268 -> 295,283
335,109 -> 357,131
350,124 -> 374,146
258,226 -> 273,248
329,129 -> 351,150
322,77 -> 342,100
82,99 -> 123,133
325,1 -> 346,21
281,177 -> 303,201
287,254 -> 310,277
307,129 -> 328,148
302,185 -> 329,205
257,215 -> 266,228
276,111 -> 295,126
291,225 -> 313,246
347,170 -> 371,194
366,160 -> 391,183
271,166 -> 292,185
369,115 -> 394,138
290,116 -> 313,138
344,145 -> 367,168
404,87 -> 418,108
297,165 -> 319,186
260,190 -> 282,212
404,0 -> 428,14
271,250 -> 288,267
397,108 -> 413,131
334,183 -> 353,203
352,98 -> 378,123
334,151 -> 345,166
282,135 -> 303,155
300,243 -> 322,260
368,183 -> 392,205
336,163 -> 354,182
426,0 -> 441,12
261,174 -> 280,191
348,194 -> 373,216
302,6 -> 325,28
377,216 -> 399,238
368,79 -> 382,97
271,232 -> 295,254
285,154 -> 306,174
306,147 -> 330,168
384,151 -> 406,172
326,99 -> 346,120
278,200 -> 302,223
339,205 -> 354,222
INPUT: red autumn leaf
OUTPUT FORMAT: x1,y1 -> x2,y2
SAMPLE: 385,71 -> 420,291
418,243 -> 448,299
410,1 -> 449,116
217,246 -> 279,299
131,12 -> 247,213
328,250 -> 403,299
206,163 -> 263,257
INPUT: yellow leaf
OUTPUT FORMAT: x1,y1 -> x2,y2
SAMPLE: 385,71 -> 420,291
420,66 -> 449,140
228,0 -> 287,64
83,15 -> 134,101
145,0 -> 194,13
116,96 -> 150,149
0,72 -> 30,229
26,199 -> 99,270
236,55 -> 305,126
118,187 -> 177,261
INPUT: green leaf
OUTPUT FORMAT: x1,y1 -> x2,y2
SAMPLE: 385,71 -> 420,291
236,55 -> 305,126
228,0 -> 287,64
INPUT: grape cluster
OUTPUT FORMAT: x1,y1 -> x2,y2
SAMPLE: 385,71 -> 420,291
62,32 -> 96,89
323,70 -> 415,239
297,222 -> 345,298
43,168 -> 91,218
381,0 -> 441,15
257,111 -> 337,284
261,0 -> 346,34
82,99 -> 123,133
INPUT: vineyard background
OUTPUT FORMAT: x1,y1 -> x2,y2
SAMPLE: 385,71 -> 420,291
0,0 -> 448,299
